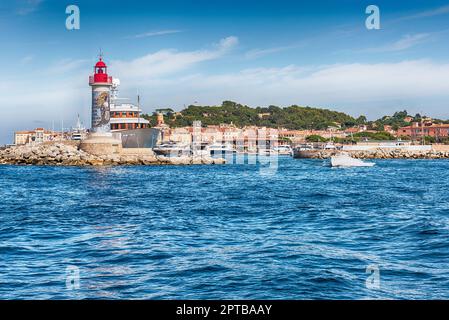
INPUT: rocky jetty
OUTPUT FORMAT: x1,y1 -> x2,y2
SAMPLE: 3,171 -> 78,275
296,148 -> 449,159
0,143 -> 226,166
351,148 -> 449,159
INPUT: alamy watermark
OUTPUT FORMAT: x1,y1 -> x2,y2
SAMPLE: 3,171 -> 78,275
66,265 -> 80,290
66,5 -> 80,30
365,5 -> 380,30
365,264 -> 380,289
65,5 -> 379,31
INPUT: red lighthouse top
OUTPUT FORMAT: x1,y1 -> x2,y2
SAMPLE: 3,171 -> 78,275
89,57 -> 112,85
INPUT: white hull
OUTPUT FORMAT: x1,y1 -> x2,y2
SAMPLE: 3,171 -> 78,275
330,154 -> 375,167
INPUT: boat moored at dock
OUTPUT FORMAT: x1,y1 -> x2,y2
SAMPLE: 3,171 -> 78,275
273,145 -> 293,155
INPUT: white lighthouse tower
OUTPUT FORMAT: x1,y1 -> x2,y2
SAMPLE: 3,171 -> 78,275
89,56 -> 113,134
80,55 -> 122,156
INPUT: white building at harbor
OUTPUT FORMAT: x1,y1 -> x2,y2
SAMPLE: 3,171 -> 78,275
109,79 -> 150,131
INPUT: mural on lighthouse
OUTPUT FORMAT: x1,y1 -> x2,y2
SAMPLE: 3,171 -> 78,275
89,56 -> 113,135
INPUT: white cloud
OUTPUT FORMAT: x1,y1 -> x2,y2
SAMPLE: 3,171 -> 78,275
245,44 -> 304,59
129,30 -> 183,39
20,55 -> 34,65
397,5 -> 449,21
215,36 -> 239,50
111,36 -> 238,81
46,59 -> 89,75
359,33 -> 432,53
16,0 -> 43,15
123,60 -> 449,119
388,33 -> 431,51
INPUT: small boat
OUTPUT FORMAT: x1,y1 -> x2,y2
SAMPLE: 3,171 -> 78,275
330,153 -> 375,167
273,145 -> 293,155
324,142 -> 336,150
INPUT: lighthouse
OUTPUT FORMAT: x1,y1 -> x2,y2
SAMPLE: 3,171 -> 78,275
89,56 -> 113,135
80,55 -> 122,156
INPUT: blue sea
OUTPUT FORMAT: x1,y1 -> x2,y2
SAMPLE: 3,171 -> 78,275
1,156 -> 449,299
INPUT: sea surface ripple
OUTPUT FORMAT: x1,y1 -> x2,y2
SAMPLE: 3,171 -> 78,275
1,156 -> 449,299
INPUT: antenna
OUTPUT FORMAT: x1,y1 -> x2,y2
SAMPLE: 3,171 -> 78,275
77,114 -> 81,130
137,92 -> 141,129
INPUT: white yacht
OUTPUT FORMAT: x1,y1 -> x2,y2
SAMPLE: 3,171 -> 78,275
330,153 -> 375,167
273,145 -> 293,155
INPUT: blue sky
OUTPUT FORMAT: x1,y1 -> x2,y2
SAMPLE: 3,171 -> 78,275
1,0 -> 449,144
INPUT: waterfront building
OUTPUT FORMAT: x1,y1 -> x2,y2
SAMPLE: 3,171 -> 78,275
398,122 -> 449,139
109,79 -> 149,131
155,108 -> 174,116
169,127 -> 193,144
14,128 -> 58,145
155,112 -> 166,127
162,124 -> 279,151
278,129 -> 346,144
383,125 -> 397,136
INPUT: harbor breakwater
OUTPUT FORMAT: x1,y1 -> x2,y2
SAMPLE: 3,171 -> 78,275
0,143 -> 225,166
294,148 -> 449,159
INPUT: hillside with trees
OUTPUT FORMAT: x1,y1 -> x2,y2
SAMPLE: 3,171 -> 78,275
142,103 -> 445,138
143,101 -> 358,130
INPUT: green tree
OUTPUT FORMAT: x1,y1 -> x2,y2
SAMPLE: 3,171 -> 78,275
306,135 -> 328,142
356,115 -> 367,124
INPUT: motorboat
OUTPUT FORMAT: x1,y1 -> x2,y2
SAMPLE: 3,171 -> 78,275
330,153 -> 375,167
153,142 -> 191,157
324,143 -> 336,150
273,145 -> 293,155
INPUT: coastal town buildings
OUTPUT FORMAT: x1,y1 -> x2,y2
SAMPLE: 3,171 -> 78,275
14,128 -> 60,145
398,122 -> 449,139
160,124 -> 279,151
278,129 -> 347,144
13,121 -> 371,148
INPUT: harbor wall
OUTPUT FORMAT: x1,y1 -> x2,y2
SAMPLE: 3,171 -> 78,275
294,148 -> 449,159
431,144 -> 449,152
342,144 -> 432,152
